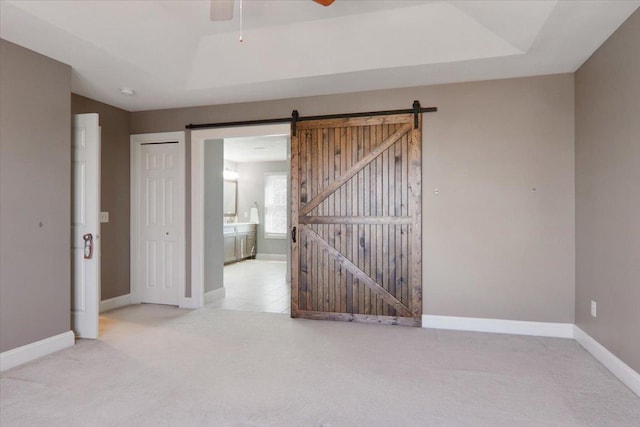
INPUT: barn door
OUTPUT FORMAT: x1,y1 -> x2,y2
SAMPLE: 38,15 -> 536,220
291,113 -> 422,326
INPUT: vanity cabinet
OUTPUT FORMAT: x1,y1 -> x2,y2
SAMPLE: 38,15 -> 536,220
223,224 -> 257,264
223,225 -> 238,264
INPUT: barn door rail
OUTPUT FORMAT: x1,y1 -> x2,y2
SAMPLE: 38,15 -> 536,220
185,101 -> 437,134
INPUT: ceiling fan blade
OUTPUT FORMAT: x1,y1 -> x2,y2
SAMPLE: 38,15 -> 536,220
210,0 -> 234,21
313,0 -> 335,6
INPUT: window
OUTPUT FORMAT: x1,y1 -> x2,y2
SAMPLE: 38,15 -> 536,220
264,173 -> 287,238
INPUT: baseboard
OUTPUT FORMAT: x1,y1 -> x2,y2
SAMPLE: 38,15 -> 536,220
205,287 -> 226,304
180,297 -> 200,309
574,326 -> 640,397
99,293 -> 131,313
422,315 -> 575,338
0,331 -> 75,372
255,253 -> 287,262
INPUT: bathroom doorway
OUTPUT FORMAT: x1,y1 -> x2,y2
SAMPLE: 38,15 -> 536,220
190,123 -> 291,313
215,135 -> 290,314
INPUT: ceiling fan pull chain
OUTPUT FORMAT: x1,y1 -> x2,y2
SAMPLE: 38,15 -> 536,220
239,0 -> 244,43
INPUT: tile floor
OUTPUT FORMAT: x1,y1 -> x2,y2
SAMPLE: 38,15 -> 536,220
208,259 -> 290,314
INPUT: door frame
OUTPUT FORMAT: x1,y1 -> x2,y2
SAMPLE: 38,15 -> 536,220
191,124 -> 291,309
130,131 -> 187,307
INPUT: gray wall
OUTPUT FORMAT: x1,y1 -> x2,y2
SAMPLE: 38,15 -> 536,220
575,10 -> 640,372
132,73 -> 576,323
0,39 -> 71,352
71,94 -> 131,301
205,141 -> 224,292
237,161 -> 288,256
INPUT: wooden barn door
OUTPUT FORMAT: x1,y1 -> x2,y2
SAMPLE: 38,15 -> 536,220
291,113 -> 422,326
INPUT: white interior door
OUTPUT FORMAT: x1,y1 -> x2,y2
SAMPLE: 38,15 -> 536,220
132,135 -> 185,306
72,114 -> 100,339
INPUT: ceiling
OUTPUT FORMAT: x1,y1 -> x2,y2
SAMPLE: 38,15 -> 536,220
1,1 -> 638,112
224,135 -> 288,163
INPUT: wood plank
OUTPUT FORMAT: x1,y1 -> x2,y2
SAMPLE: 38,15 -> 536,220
331,127 -> 338,313
316,129 -> 322,311
298,131 -> 308,312
301,225 -> 412,317
290,132 -> 300,316
322,128 -> 330,311
327,128 -> 335,313
340,128 -> 347,313
408,119 -> 423,323
300,230 -> 308,311
294,310 -> 420,327
306,131 -> 314,310
299,216 -> 412,225
296,114 -> 413,130
390,133 -> 400,315
379,125 -> 387,315
363,126 -> 371,315
357,126 -> 365,314
382,223 -> 389,316
310,129 -> 318,212
312,129 -> 320,311
337,127 -> 346,313
370,125 -> 378,314
338,128 -> 345,313
345,127 -> 354,314
389,126 -> 397,315
316,227 -> 323,312
402,133 -> 409,307
333,129 -> 340,313
299,123 -> 411,217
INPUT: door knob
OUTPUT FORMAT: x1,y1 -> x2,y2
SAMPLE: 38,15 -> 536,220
83,233 -> 93,259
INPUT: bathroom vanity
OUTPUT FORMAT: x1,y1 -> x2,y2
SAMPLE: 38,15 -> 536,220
223,223 -> 257,264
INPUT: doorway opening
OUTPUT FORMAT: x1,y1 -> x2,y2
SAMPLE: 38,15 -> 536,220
214,135 -> 290,313
191,123 -> 291,312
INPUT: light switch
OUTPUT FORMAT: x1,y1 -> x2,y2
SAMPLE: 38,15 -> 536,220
100,212 -> 109,223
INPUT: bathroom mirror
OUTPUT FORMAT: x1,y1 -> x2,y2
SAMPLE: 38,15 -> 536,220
223,180 -> 237,217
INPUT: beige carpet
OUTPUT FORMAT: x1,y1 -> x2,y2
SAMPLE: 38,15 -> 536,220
1,304 -> 639,426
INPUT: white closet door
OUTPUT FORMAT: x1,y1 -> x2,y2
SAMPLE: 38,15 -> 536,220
136,139 -> 184,305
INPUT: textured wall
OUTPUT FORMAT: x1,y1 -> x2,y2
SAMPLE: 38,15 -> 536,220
71,94 -> 131,301
132,73 -> 576,323
0,40 -> 71,352
575,10 -> 640,372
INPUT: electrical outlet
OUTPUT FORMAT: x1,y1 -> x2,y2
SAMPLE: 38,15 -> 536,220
591,300 -> 597,318
99,212 -> 109,223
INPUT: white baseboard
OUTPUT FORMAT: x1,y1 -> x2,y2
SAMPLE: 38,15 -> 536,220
255,253 -> 286,262
99,293 -> 131,313
574,326 -> 640,397
422,315 -> 575,338
205,287 -> 226,304
0,331 -> 75,372
180,297 -> 200,309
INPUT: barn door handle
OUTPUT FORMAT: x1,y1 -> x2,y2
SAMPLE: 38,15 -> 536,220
291,226 -> 297,243
83,233 -> 93,259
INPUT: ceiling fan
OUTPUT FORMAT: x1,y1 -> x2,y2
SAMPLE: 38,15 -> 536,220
210,0 -> 335,22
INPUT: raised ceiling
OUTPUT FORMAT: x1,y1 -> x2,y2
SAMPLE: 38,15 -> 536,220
1,0 -> 638,112
224,135 -> 288,163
